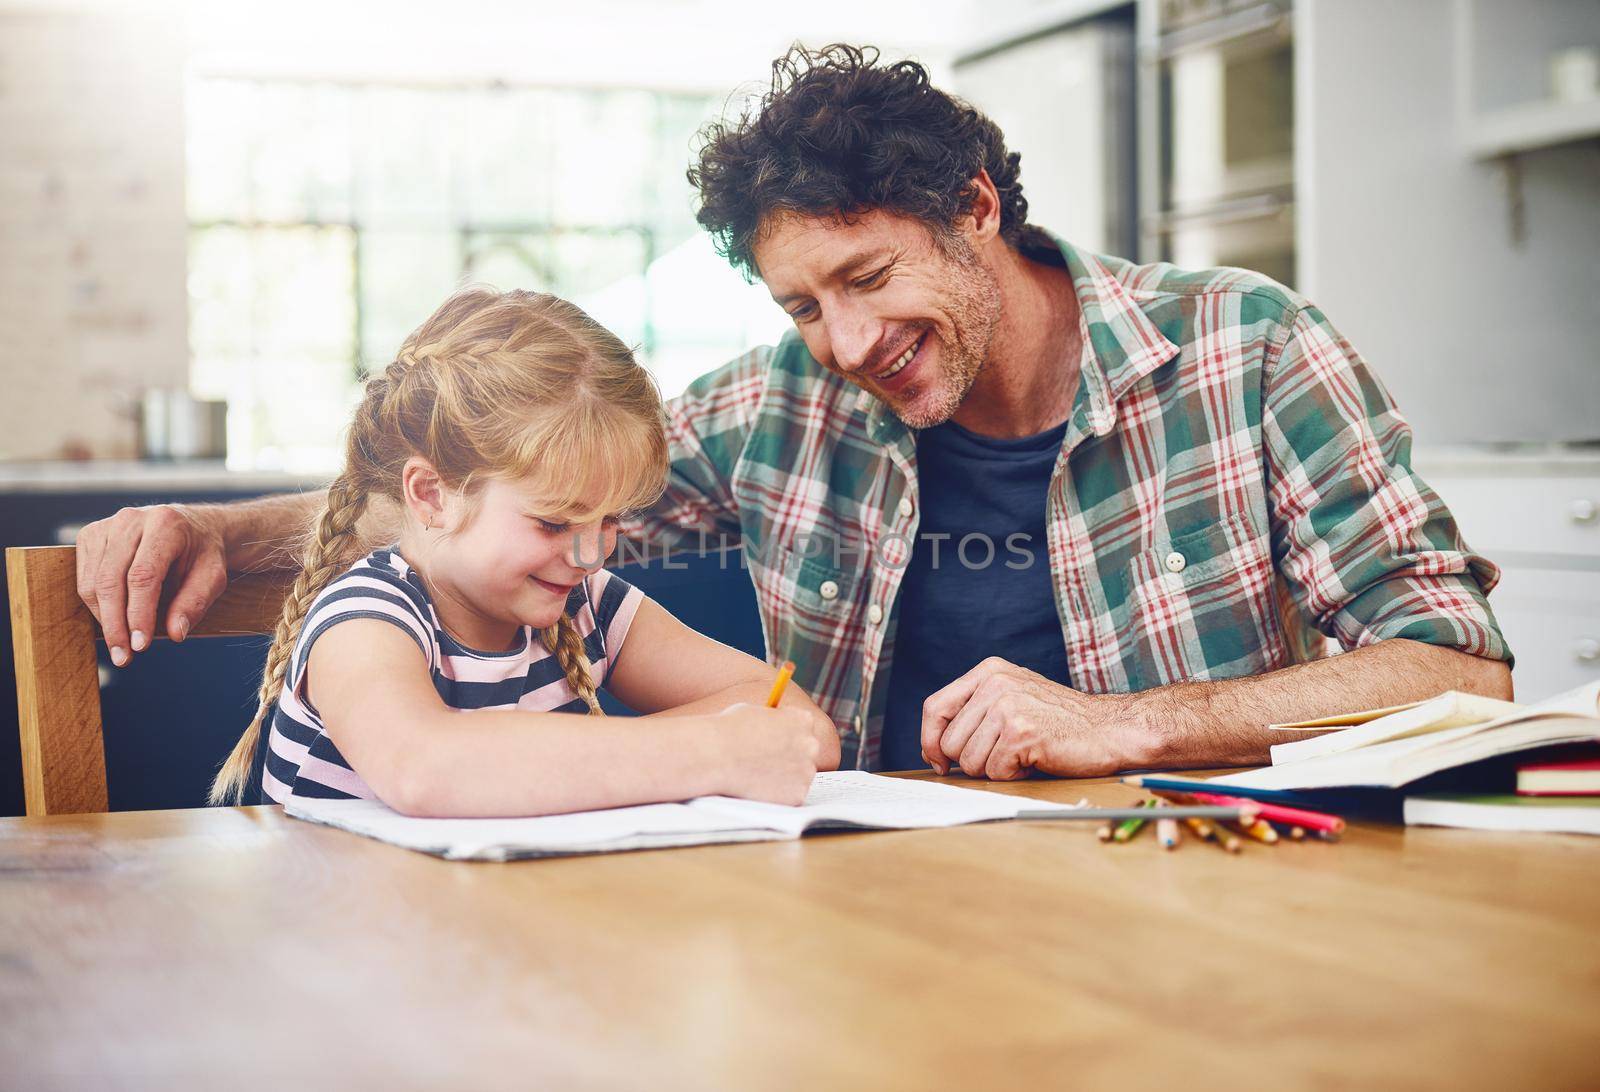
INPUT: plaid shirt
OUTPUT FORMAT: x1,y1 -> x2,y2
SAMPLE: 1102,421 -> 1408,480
623,238 -> 1510,770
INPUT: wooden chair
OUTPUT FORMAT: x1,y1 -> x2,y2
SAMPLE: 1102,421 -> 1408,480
6,545 -> 294,816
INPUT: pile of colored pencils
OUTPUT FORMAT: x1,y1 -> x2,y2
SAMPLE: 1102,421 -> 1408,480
1095,792 -> 1344,852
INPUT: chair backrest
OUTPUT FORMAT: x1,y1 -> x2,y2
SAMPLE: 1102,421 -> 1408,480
6,545 -> 294,816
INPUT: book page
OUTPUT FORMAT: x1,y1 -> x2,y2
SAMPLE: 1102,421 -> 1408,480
286,797 -> 787,860
1220,713 -> 1600,792
286,773 -> 1087,860
1218,727 -> 1481,790
1266,701 -> 1426,731
1481,680 -> 1600,725
688,771 -> 1078,836
1270,692 -> 1522,765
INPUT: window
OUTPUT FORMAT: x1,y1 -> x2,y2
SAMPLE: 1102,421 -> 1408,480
187,77 -> 788,470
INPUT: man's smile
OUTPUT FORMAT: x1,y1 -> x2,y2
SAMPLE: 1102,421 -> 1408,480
869,330 -> 930,395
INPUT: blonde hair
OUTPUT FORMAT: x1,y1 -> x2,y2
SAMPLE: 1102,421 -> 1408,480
209,287 -> 668,804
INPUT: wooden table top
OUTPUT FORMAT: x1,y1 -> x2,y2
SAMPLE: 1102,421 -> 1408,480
3,773 -> 1598,1091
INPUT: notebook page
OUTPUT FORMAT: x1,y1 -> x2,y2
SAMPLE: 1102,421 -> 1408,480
286,797 -> 786,860
688,771 -> 1079,836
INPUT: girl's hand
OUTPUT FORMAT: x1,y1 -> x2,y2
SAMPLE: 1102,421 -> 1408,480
712,703 -> 823,805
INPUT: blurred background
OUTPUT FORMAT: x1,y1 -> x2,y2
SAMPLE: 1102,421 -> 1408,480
1,0 -> 1596,813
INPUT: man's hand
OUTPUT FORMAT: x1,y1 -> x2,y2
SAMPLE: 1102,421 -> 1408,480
75,505 -> 229,666
919,657 -> 1145,780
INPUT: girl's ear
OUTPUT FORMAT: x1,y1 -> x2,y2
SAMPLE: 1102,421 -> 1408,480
400,456 -> 448,530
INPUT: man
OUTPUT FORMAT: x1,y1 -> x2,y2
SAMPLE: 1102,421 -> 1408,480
76,45 -> 1511,778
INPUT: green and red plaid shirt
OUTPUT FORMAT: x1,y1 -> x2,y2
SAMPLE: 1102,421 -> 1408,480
622,237 -> 1509,770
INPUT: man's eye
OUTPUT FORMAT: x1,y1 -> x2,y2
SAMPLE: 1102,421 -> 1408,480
853,267 -> 889,289
787,303 -> 817,322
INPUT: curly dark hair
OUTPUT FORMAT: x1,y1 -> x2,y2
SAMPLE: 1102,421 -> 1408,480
688,43 -> 1036,280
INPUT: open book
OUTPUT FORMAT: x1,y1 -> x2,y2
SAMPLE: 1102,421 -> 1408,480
284,771 -> 1080,861
1213,681 -> 1600,793
1268,691 -> 1522,765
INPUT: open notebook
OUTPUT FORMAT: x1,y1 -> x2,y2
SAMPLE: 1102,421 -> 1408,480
285,771 -> 1080,861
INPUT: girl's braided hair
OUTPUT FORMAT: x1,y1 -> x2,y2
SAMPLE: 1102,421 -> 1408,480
209,287 -> 668,804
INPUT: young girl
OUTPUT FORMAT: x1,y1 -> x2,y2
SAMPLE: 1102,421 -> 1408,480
210,287 -> 838,815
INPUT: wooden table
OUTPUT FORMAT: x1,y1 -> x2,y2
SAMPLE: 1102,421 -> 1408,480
3,773 -> 1598,1091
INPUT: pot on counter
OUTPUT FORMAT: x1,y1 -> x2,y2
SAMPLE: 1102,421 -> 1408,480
137,390 -> 228,461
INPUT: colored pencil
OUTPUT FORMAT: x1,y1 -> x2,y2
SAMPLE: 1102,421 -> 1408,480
1145,786 -> 1345,835
765,660 -> 796,707
1122,775 -> 1307,803
1113,800 -> 1156,842
1232,817 -> 1280,845
1185,815 -> 1240,853
1014,805 -> 1253,823
1156,814 -> 1180,850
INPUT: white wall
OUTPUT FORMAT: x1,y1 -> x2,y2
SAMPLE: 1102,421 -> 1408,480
0,6 -> 190,460
184,0 -> 967,90
1,0 -> 982,462
1296,0 -> 1600,445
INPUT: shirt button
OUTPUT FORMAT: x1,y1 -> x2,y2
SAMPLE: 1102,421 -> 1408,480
819,579 -> 840,601
867,603 -> 884,625
1165,551 -> 1187,574
897,497 -> 914,519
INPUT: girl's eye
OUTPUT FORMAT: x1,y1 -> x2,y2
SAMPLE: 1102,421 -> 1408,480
535,518 -> 569,533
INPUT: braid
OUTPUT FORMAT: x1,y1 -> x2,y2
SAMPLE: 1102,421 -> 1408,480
208,476 -> 371,804
541,613 -> 603,715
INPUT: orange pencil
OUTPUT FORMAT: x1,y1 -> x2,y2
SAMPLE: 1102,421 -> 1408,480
766,660 -> 796,707
1184,816 -> 1240,853
1233,817 -> 1280,845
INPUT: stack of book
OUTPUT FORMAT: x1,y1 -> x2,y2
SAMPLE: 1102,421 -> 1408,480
1404,747 -> 1600,835
1137,682 -> 1600,834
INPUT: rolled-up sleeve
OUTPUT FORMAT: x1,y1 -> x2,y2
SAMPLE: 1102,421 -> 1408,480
1262,304 -> 1512,665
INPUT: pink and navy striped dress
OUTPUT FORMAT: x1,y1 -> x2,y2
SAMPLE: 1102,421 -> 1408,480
261,547 -> 643,805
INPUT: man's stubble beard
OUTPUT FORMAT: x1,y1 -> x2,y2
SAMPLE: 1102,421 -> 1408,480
888,242 -> 1002,431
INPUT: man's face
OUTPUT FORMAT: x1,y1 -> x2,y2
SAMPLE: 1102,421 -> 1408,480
754,210 -> 1001,429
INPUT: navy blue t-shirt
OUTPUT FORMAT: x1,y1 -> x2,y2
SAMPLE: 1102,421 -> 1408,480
879,418 -> 1072,771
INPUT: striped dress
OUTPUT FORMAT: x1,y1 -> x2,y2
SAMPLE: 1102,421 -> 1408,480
261,547 -> 643,804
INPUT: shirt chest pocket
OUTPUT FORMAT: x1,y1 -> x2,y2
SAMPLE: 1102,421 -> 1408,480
1116,515 -> 1289,688
748,533 -> 861,664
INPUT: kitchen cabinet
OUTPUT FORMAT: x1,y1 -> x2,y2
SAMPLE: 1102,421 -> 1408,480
1415,450 -> 1600,702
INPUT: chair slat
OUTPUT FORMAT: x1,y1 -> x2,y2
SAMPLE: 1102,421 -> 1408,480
7,545 -> 295,815
8,546 -> 108,815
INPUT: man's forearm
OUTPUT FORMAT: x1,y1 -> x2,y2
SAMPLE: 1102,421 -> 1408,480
182,490 -> 401,573
1121,639 -> 1515,769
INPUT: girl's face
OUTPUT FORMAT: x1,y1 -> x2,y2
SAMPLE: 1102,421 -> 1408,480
422,476 -> 621,649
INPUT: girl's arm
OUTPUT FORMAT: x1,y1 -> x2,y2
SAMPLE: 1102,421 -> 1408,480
305,619 -> 820,818
604,597 -> 842,771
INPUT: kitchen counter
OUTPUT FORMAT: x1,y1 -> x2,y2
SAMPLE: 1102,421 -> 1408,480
0,460 -> 331,495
